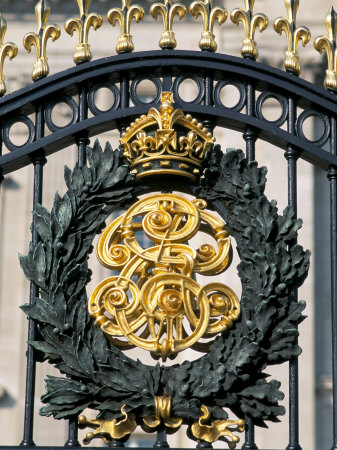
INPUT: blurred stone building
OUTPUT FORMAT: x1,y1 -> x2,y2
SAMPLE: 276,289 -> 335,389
0,0 -> 334,449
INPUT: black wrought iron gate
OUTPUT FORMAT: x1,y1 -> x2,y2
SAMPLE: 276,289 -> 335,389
1,1 -> 337,450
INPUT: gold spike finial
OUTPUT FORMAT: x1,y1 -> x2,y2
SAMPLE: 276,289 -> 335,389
0,12 -> 18,96
23,0 -> 60,81
65,0 -> 102,64
314,7 -> 337,93
230,0 -> 268,60
150,0 -> 187,50
107,0 -> 144,54
189,0 -> 227,52
274,0 -> 311,75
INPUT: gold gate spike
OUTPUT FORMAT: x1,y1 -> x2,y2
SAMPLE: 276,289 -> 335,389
230,0 -> 268,60
189,0 -> 227,52
107,0 -> 144,54
274,0 -> 311,75
23,0 -> 60,81
314,7 -> 337,93
65,0 -> 102,64
150,0 -> 187,50
0,12 -> 18,96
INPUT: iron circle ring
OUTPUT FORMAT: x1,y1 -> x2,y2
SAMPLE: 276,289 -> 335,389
130,75 -> 162,106
213,80 -> 246,112
296,109 -> 331,147
173,74 -> 205,105
88,82 -> 120,115
255,92 -> 288,127
45,96 -> 79,132
3,115 -> 35,152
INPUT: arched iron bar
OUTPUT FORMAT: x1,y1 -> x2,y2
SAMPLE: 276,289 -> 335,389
0,51 -> 337,176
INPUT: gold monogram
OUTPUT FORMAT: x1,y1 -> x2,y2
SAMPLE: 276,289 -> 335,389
89,194 -> 240,361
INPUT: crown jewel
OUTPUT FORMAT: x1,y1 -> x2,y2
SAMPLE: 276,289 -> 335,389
120,92 -> 215,181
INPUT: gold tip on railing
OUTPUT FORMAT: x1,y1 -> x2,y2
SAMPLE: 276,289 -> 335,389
23,0 -> 60,81
314,6 -> 337,93
274,0 -> 311,76
150,0 -> 187,50
0,12 -> 18,96
189,0 -> 227,52
65,0 -> 102,64
107,0 -> 144,54
230,0 -> 268,60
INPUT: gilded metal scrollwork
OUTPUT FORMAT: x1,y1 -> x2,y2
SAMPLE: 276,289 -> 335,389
79,405 -> 137,444
89,194 -> 240,361
191,405 -> 245,447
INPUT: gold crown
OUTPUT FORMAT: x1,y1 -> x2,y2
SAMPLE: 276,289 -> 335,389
120,92 -> 215,181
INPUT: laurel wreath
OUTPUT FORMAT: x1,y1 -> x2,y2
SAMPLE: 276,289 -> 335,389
20,141 -> 310,434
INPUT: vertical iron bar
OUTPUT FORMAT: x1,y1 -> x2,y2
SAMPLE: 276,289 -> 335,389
329,114 -> 337,450
241,80 -> 257,450
285,95 -> 301,450
203,73 -> 214,134
65,87 -> 89,448
153,426 -> 169,448
21,104 -> 46,447
120,74 -> 130,137
163,72 -> 172,92
75,85 -> 89,168
243,83 -> 258,163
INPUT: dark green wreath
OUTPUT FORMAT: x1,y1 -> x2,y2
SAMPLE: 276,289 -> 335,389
20,141 -> 310,434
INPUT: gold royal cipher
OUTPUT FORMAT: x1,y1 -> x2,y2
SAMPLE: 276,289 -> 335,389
89,92 -> 240,361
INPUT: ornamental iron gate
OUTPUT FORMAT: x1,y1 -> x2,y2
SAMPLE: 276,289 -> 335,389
0,1 -> 337,450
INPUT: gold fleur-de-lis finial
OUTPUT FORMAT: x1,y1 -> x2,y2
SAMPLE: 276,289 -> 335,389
150,0 -> 187,50
314,7 -> 337,93
23,0 -> 60,81
65,0 -> 102,64
230,0 -> 268,60
189,0 -> 227,52
107,0 -> 144,54
274,0 -> 311,75
0,12 -> 18,96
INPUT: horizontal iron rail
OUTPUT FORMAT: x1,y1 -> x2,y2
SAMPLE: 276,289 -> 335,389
0,51 -> 336,175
